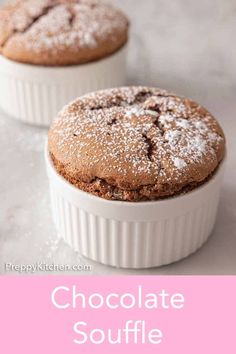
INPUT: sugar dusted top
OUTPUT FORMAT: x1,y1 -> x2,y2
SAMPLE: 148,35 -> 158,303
0,0 -> 129,66
48,87 -> 225,201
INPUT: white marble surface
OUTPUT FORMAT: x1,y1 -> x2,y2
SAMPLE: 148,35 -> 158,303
0,0 -> 236,275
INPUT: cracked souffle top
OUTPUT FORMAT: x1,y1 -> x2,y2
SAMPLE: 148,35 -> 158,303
48,86 -> 226,201
0,0 -> 129,66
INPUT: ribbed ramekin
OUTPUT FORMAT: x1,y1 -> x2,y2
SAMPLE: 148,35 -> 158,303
45,147 -> 225,269
0,46 -> 127,127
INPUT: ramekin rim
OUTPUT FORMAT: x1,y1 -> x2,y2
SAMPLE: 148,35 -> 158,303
45,142 -> 226,207
0,44 -> 127,71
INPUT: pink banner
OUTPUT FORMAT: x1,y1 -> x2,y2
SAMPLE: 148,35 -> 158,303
0,276 -> 235,353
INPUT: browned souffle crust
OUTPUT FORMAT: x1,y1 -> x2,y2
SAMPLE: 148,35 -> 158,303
0,0 -> 129,66
48,86 -> 226,202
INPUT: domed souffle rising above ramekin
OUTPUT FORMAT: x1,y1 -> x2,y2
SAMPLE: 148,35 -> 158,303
0,0 -> 129,126
46,86 -> 226,268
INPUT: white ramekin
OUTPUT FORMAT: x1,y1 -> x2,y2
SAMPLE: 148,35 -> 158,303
0,46 -> 127,127
45,148 -> 225,269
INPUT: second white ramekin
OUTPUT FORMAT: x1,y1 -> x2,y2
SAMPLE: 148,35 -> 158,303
45,148 -> 225,269
0,46 -> 127,127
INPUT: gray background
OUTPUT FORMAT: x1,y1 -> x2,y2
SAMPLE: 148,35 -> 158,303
0,0 -> 235,275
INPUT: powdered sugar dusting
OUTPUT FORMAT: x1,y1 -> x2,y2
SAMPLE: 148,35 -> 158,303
165,130 -> 181,147
159,113 -> 174,128
1,0 -> 128,59
49,87 -> 225,194
173,157 -> 187,169
125,106 -> 158,118
176,118 -> 190,129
